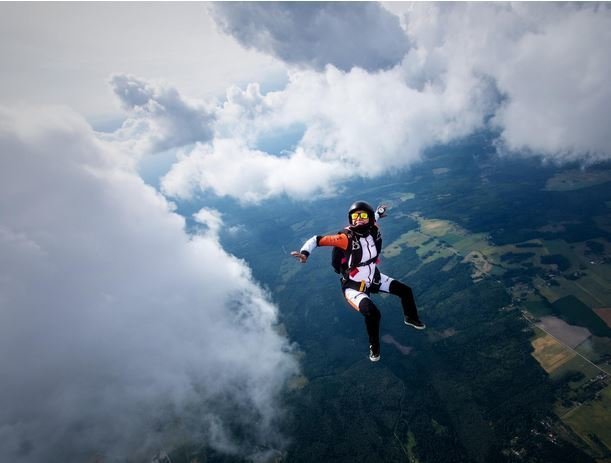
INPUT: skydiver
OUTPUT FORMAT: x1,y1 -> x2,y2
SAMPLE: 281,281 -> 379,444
291,201 -> 425,362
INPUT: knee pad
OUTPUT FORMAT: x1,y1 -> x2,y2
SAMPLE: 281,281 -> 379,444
359,298 -> 381,321
389,280 -> 412,298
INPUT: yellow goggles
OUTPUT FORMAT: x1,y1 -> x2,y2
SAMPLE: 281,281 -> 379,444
351,211 -> 369,220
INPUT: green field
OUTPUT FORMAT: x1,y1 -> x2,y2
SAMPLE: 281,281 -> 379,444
576,336 -> 611,363
549,355 -> 601,382
563,384 -> 611,456
383,229 -> 455,263
550,296 -> 611,337
397,192 -> 416,201
523,294 -> 554,317
384,214 -> 493,279
404,430 -> 420,463
544,169 -> 611,191
385,214 -> 611,320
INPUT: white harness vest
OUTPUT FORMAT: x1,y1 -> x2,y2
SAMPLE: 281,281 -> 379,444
348,234 -> 379,287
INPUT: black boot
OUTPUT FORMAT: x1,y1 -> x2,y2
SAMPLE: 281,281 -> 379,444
369,344 -> 381,362
404,316 -> 426,330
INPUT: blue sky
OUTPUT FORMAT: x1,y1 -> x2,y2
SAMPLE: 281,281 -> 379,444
1,2 -> 611,461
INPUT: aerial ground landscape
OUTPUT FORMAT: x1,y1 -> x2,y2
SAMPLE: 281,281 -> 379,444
1,2 -> 611,463
194,132 -> 611,463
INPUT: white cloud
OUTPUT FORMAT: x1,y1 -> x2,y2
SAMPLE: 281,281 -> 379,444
214,82 -> 279,144
105,74 -> 215,154
193,207 -> 224,236
394,2 -> 611,163
161,138 -> 350,203
161,62 -> 495,202
111,3 -> 611,204
210,2 -> 409,72
0,105 -> 298,461
491,4 -> 611,162
0,3 -> 285,120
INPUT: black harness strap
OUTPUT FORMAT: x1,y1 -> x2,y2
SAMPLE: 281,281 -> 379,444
341,267 -> 382,295
354,255 -> 378,268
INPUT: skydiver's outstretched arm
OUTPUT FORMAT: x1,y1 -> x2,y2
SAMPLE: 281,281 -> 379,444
291,233 -> 349,263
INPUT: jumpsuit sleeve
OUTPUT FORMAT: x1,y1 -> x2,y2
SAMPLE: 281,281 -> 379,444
300,233 -> 349,257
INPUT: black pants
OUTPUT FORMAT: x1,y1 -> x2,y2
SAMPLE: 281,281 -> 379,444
344,279 -> 419,349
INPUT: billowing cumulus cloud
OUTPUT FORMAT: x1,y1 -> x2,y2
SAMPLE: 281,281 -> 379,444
129,3 -> 611,204
395,2 -> 611,162
107,74 -> 215,154
210,2 -> 410,72
490,4 -> 611,162
162,138 -> 350,203
161,62 -> 496,202
0,106 -> 298,461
